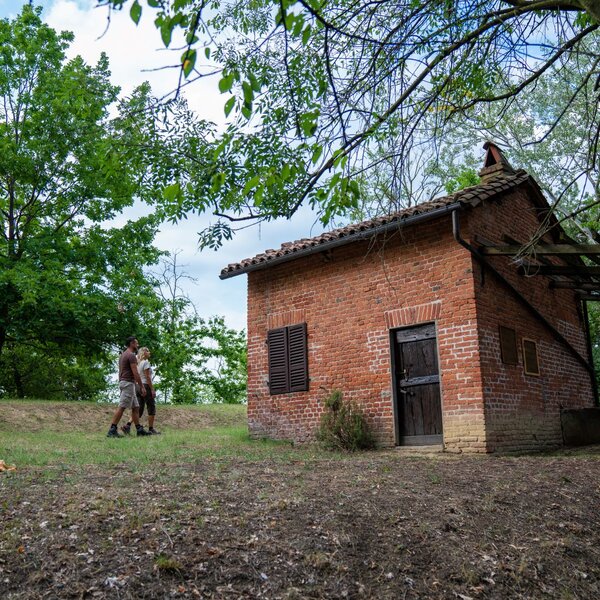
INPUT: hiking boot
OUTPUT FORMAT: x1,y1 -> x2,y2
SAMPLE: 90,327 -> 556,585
136,426 -> 150,436
121,423 -> 131,435
148,428 -> 161,435
107,427 -> 123,438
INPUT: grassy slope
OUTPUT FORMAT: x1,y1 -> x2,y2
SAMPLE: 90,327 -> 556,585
0,400 -> 332,467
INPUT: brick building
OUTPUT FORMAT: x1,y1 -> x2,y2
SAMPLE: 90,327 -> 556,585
221,144 -> 596,452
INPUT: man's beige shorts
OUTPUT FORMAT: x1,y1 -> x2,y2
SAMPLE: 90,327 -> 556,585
119,381 -> 139,409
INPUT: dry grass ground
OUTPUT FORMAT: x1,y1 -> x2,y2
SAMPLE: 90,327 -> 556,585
1,400 -> 600,599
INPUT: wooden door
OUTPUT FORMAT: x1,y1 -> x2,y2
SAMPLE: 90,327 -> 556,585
392,323 -> 443,445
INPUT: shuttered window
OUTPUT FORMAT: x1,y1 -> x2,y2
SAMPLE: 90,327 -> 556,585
267,328 -> 289,394
499,326 -> 518,365
267,323 -> 308,395
522,339 -> 540,376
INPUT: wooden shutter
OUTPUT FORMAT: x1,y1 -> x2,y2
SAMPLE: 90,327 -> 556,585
288,323 -> 308,392
268,328 -> 289,394
522,339 -> 540,376
499,326 -> 518,365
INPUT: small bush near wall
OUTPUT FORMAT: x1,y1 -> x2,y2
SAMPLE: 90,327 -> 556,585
317,390 -> 376,451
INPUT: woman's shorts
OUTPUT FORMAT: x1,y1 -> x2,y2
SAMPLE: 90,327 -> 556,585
136,385 -> 156,417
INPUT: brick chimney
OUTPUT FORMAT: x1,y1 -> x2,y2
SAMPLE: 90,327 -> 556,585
478,141 -> 515,182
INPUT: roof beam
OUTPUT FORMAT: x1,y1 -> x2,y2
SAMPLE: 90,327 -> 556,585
550,281 -> 600,290
578,293 -> 600,301
524,265 -> 600,276
481,244 -> 600,256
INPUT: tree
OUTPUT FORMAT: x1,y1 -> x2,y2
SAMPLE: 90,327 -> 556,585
151,252 -> 247,404
196,316 -> 247,404
102,1 -> 600,245
0,6 -> 169,397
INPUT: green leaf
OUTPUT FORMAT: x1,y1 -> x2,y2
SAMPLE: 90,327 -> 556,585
218,74 -> 234,93
302,25 -> 312,46
300,115 -> 318,137
292,15 -> 304,38
163,182 -> 181,202
248,74 -> 260,92
241,105 -> 252,120
182,49 -> 196,78
204,47 -> 211,60
211,172 -> 226,192
130,1 -> 142,25
311,145 -> 323,164
160,21 -> 173,47
224,96 -> 235,117
243,175 -> 260,195
242,81 -> 253,104
147,0 -> 160,7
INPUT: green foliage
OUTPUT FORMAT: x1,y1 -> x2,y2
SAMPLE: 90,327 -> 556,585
317,390 -> 376,451
0,7 -> 182,399
586,303 -> 600,398
101,0 -> 600,246
151,254 -> 247,404
195,317 -> 247,404
443,168 -> 480,195
156,313 -> 247,405
0,343 -> 110,401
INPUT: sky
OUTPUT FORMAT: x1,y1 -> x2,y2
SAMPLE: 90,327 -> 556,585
0,0 -> 326,331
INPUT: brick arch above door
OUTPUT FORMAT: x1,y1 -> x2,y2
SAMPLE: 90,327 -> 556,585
385,301 -> 442,329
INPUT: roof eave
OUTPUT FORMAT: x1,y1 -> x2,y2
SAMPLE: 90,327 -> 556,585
219,202 -> 463,280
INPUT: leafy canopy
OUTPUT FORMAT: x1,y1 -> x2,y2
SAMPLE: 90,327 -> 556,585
0,6 -> 248,402
0,6 -> 167,396
102,0 -> 600,245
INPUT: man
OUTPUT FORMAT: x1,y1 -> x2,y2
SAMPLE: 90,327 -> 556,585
122,346 -> 161,435
107,336 -> 149,438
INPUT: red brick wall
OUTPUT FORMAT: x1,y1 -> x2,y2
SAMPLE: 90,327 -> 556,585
247,214 -> 488,451
467,186 -> 595,451
246,186 -> 594,452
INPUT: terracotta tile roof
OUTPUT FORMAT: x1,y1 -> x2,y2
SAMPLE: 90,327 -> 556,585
220,170 -> 531,279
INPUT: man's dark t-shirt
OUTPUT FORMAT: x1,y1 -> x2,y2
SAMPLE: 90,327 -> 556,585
119,349 -> 138,382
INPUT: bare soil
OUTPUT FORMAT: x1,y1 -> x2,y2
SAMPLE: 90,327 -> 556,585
2,405 -> 600,599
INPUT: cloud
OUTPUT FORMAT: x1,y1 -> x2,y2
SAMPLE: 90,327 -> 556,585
44,0 -> 227,125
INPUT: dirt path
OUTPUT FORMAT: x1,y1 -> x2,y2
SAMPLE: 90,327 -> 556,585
2,452 -> 600,599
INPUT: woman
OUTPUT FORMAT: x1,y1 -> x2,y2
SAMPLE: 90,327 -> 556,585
122,347 -> 161,435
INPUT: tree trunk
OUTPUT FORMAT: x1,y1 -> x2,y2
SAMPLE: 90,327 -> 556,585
0,300 -> 8,358
12,361 -> 24,398
579,1 -> 600,23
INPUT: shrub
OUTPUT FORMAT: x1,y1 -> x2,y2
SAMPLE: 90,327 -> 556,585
317,390 -> 376,451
